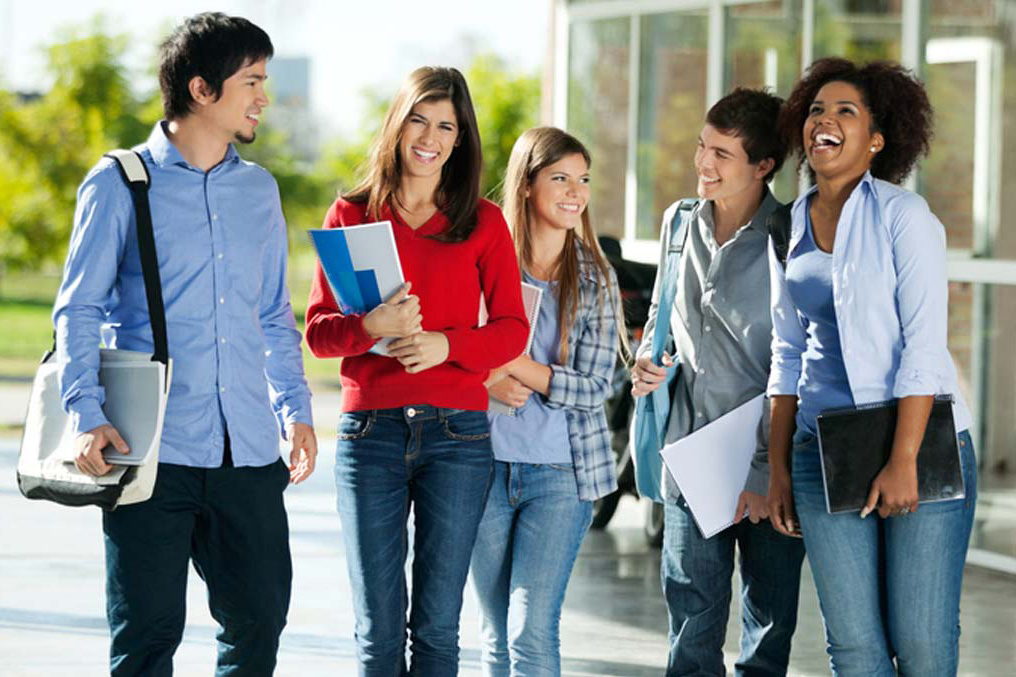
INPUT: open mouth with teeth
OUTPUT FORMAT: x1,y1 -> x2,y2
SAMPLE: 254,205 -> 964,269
412,147 -> 439,163
812,132 -> 842,152
246,113 -> 259,126
557,203 -> 582,213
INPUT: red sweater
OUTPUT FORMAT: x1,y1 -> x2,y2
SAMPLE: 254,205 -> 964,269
305,198 -> 529,412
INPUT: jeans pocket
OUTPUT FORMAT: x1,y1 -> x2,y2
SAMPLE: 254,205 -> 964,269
441,410 -> 491,441
337,411 -> 375,441
546,463 -> 574,472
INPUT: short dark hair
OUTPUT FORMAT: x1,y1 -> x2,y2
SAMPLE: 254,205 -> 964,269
158,12 -> 274,121
705,87 -> 786,183
779,57 -> 933,184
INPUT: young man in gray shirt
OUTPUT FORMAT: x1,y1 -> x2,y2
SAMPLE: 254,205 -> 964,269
632,88 -> 805,676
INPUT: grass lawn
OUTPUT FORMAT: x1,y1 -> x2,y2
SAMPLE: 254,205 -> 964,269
0,254 -> 340,388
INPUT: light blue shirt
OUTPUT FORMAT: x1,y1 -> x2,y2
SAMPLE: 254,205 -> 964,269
785,202 -> 855,433
489,271 -> 572,464
768,172 -> 972,432
53,122 -> 312,468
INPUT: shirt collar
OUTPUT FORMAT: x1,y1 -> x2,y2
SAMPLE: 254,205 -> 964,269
145,121 -> 241,169
746,186 -> 780,234
699,185 -> 779,236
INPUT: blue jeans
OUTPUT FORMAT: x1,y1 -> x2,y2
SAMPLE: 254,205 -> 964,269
334,406 -> 494,677
470,461 -> 593,677
661,498 -> 806,677
792,428 -> 977,676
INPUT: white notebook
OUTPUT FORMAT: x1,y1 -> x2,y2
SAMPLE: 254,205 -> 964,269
482,282 -> 544,416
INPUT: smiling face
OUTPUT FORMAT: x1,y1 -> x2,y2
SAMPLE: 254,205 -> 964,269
200,58 -> 269,145
804,80 -> 883,182
398,98 -> 459,181
526,152 -> 590,233
694,124 -> 771,202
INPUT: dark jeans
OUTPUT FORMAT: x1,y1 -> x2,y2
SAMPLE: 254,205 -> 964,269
662,498 -> 806,677
334,406 -> 494,677
102,458 -> 292,676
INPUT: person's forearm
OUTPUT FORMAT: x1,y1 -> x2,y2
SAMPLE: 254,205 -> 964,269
890,395 -> 934,464
768,395 -> 799,475
506,355 -> 551,396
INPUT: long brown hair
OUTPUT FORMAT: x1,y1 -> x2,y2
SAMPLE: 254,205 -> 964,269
345,66 -> 483,242
502,126 -> 628,363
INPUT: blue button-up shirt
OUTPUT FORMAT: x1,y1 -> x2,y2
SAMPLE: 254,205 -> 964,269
53,122 -> 312,468
768,172 -> 972,433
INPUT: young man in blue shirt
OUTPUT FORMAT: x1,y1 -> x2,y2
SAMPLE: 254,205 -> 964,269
632,88 -> 806,676
54,13 -> 316,675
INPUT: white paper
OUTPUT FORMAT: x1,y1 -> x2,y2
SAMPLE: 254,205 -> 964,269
659,394 -> 765,538
481,282 -> 544,416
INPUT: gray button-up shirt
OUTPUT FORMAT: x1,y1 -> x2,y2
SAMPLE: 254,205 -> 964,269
638,190 -> 779,501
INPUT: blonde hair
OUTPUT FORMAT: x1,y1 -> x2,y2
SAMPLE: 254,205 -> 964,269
345,66 -> 483,242
502,126 -> 628,363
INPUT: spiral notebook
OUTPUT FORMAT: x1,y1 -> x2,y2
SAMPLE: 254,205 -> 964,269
815,396 -> 965,514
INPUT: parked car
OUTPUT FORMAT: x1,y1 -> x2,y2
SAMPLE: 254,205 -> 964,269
596,236 -> 664,547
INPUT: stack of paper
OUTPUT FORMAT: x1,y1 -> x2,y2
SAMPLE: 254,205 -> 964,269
483,282 -> 543,416
309,221 -> 405,355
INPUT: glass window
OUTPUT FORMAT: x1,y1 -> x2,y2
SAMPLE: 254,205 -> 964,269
725,0 -> 805,202
568,18 -> 630,240
812,0 -> 902,62
634,9 -> 709,241
926,1 -> 1016,560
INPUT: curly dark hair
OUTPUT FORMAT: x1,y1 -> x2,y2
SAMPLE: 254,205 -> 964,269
706,87 -> 786,183
778,57 -> 933,184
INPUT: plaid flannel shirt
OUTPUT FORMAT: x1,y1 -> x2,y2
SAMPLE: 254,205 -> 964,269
545,241 -> 621,501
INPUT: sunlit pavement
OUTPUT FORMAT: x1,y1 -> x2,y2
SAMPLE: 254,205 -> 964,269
1,387 -> 1013,675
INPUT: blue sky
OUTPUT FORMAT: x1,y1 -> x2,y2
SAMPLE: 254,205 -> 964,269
0,0 -> 549,137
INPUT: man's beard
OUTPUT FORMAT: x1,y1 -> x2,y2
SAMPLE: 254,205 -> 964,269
234,131 -> 256,144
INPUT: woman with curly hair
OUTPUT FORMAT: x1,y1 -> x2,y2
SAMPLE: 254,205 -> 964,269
766,57 -> 976,676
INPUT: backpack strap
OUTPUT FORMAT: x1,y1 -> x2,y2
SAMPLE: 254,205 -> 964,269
103,150 -> 169,366
669,198 -> 697,254
767,202 -> 793,269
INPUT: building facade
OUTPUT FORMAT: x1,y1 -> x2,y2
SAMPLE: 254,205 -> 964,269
548,0 -> 1016,570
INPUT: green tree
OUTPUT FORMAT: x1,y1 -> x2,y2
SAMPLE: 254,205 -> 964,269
467,54 -> 540,200
0,17 -> 158,274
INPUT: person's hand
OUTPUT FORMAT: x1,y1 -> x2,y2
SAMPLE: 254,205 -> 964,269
388,331 -> 450,374
73,424 -> 129,476
286,422 -> 317,484
631,353 -> 674,397
488,375 -> 533,408
733,490 -> 770,525
362,282 -> 422,339
485,366 -> 509,388
862,456 -> 919,519
768,469 -> 802,537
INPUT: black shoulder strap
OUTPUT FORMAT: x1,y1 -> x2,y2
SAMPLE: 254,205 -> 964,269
104,150 -> 169,365
767,202 -> 793,269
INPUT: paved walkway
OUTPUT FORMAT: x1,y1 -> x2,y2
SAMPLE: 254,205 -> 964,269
1,383 -> 1014,675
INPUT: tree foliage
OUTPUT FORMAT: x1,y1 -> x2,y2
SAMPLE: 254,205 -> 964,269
0,18 -> 540,274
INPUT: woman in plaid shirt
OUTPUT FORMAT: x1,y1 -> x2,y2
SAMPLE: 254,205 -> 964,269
469,126 -> 627,676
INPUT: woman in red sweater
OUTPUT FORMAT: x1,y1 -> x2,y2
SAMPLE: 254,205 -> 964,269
305,66 -> 528,676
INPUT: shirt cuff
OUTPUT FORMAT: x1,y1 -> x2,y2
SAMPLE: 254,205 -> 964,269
892,367 -> 940,399
70,399 -> 109,437
743,463 -> 770,496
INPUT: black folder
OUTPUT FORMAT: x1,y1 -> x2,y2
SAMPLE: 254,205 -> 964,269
815,396 -> 965,514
